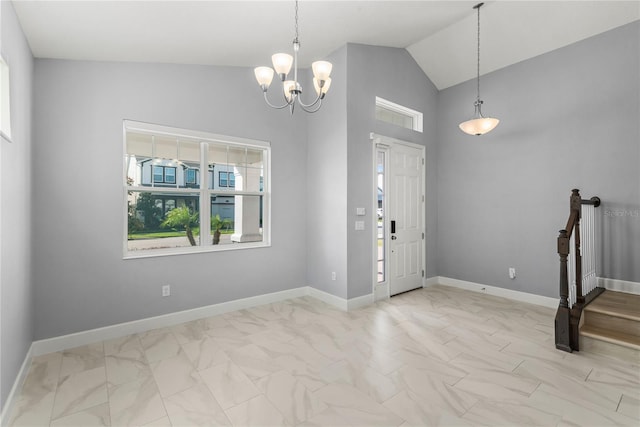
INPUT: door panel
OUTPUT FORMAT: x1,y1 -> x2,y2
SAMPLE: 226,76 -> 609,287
389,143 -> 424,296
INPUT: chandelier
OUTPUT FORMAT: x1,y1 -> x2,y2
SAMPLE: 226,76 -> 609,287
459,2 -> 500,136
254,0 -> 332,114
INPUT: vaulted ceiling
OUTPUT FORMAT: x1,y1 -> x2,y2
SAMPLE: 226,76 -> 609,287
11,1 -> 640,90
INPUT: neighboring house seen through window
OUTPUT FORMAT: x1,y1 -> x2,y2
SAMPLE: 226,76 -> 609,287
124,121 -> 270,257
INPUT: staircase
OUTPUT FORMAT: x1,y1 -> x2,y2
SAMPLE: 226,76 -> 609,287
580,290 -> 640,359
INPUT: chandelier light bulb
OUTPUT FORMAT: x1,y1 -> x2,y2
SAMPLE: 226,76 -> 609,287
271,53 -> 294,78
254,67 -> 274,90
312,61 -> 333,82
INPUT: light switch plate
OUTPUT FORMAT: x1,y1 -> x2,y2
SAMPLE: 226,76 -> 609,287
355,221 -> 365,230
356,207 -> 366,216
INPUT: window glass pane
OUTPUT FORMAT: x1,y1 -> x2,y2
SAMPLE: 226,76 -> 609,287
126,132 -> 153,157
154,135 -> 177,160
164,167 -> 176,184
210,194 -> 235,246
153,166 -> 164,183
246,148 -> 264,169
210,194 -> 263,245
128,191 -> 200,251
178,140 -> 200,162
186,169 -> 197,185
208,144 -> 228,165
227,146 -> 247,166
377,150 -> 385,283
374,97 -> 423,132
127,133 -> 201,187
219,171 -> 228,187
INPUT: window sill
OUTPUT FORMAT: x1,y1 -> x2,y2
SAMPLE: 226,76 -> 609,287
123,241 -> 271,260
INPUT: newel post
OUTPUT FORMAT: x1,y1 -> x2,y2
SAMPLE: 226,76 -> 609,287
555,228 -> 572,352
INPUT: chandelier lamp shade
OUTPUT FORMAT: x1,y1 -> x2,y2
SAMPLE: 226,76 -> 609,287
459,2 -> 499,136
254,0 -> 333,114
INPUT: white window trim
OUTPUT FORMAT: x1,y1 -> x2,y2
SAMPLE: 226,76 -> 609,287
375,96 -> 423,133
123,120 -> 271,259
1,54 -> 12,142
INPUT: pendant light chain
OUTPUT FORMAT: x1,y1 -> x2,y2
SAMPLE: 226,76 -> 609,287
476,3 -> 481,102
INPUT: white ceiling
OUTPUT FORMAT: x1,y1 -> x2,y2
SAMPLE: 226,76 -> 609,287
11,0 -> 640,90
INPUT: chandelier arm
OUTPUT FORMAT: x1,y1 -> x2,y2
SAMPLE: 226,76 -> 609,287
299,98 -> 323,113
262,91 -> 293,110
296,91 -> 323,109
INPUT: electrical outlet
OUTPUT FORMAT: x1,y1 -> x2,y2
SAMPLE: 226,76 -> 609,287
509,268 -> 516,279
162,285 -> 171,297
331,272 -> 337,281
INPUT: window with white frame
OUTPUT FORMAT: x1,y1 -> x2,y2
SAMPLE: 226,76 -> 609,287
124,121 -> 270,257
375,97 -> 423,132
1,55 -> 11,141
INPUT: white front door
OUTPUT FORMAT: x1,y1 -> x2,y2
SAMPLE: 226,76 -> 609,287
388,142 -> 424,296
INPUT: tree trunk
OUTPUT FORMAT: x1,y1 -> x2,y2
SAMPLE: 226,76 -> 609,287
213,230 -> 221,245
186,227 -> 197,246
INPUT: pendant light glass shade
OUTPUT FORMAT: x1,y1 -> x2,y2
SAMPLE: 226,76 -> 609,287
459,117 -> 500,136
459,3 -> 499,136
459,99 -> 499,135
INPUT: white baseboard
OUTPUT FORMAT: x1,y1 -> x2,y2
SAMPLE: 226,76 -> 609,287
307,287 -> 349,311
347,293 -> 374,310
424,276 -> 439,288
306,287 -> 374,311
434,276 -> 558,308
598,277 -> 640,295
32,286 -> 308,356
0,344 -> 32,427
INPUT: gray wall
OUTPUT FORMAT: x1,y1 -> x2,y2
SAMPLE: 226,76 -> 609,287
0,0 -> 34,412
305,44 -> 439,301
436,21 -> 640,298
306,46 -> 349,299
346,44 -> 439,299
33,60 -> 308,339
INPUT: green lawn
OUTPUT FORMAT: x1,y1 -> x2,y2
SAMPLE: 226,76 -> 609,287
128,228 -> 234,240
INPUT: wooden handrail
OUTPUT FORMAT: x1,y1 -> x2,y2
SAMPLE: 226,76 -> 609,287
555,189 -> 602,352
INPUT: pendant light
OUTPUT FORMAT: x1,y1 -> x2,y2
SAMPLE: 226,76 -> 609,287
459,2 -> 499,136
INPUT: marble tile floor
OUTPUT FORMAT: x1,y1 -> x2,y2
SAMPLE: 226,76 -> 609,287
7,285 -> 640,426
